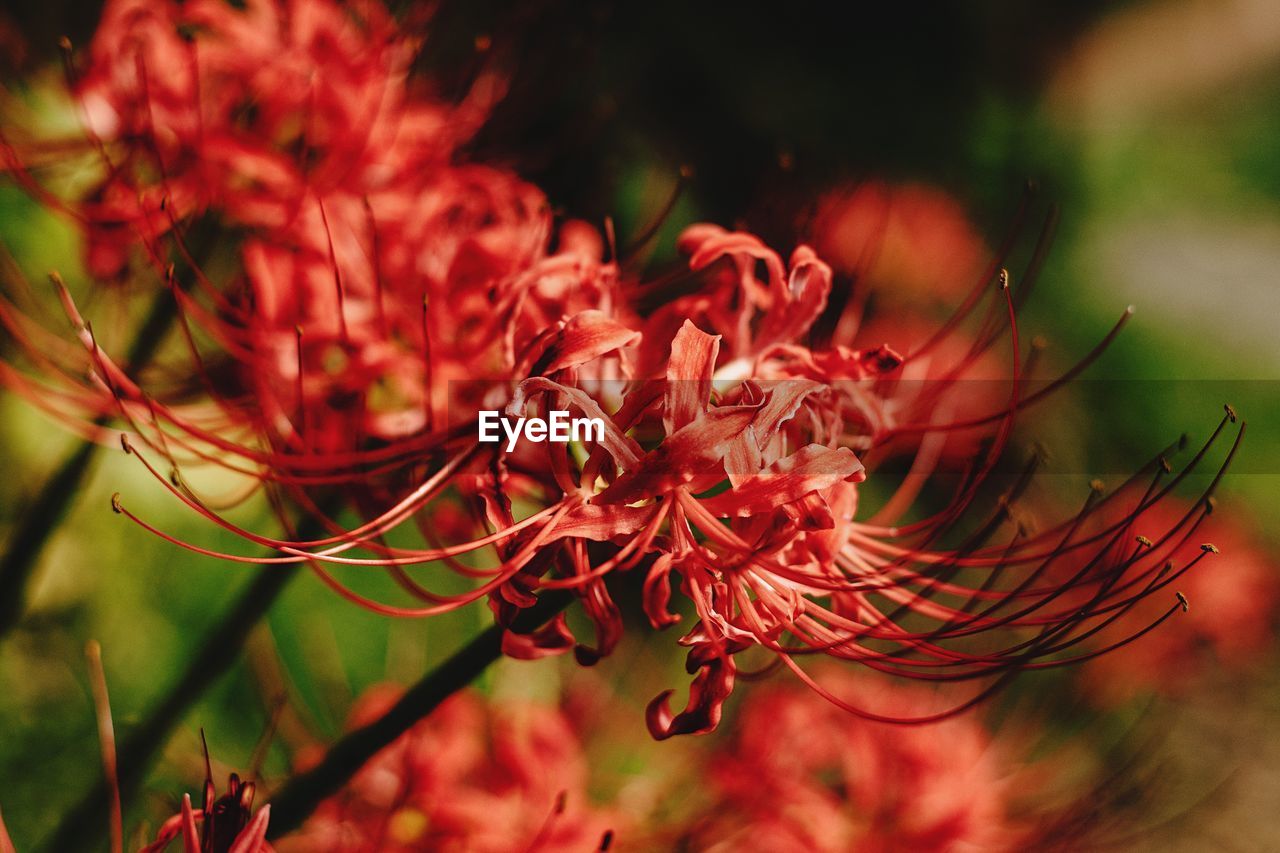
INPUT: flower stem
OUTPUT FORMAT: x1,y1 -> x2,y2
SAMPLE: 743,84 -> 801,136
264,589 -> 574,839
0,286 -> 177,639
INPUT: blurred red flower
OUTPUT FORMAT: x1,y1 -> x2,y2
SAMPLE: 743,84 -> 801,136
277,686 -> 618,852
810,181 -> 990,313
681,671 -> 1022,852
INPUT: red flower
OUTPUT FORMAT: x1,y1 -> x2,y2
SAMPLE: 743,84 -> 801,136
277,686 -> 619,852
94,216 -> 1243,740
2,0 -> 1248,743
682,671 -> 1022,852
3,0 -> 623,493
65,0 -> 494,278
142,777 -> 273,853
810,181 -> 990,311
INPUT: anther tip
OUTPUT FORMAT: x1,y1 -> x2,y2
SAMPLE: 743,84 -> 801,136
119,433 -> 132,454
1176,591 -> 1189,612
1125,304 -> 1136,315
1089,478 -> 1105,494
1200,543 -> 1220,554
1135,535 -> 1153,548
1205,496 -> 1218,513
57,36 -> 72,51
1224,403 -> 1238,423
110,493 -> 123,514
997,268 -> 1010,290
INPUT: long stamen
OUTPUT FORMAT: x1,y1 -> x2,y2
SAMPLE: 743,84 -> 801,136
86,641 -> 124,853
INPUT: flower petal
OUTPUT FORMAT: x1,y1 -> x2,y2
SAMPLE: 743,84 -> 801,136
664,319 -> 720,434
646,656 -> 737,740
701,445 -> 864,518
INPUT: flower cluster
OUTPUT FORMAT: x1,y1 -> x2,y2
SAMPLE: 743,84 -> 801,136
0,0 -> 1248,742
679,671 -> 1020,852
278,686 -> 618,852
274,676 -> 1055,852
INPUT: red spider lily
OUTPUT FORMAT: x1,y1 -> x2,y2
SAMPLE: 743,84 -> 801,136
1,0 -> 1248,743
33,0 -> 496,279
679,671 -> 1023,852
99,209 -> 1245,740
275,686 -> 618,852
0,0 -> 622,491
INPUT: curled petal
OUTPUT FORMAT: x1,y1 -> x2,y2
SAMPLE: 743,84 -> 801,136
684,228 -> 787,290
573,579 -> 623,666
522,310 -> 639,376
501,614 -> 576,660
643,552 -> 682,629
646,655 -> 737,740
755,245 -> 832,347
675,222 -> 730,256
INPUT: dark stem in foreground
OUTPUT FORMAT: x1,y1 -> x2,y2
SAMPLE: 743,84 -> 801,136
41,563 -> 301,853
0,286 -> 177,638
265,589 -> 575,839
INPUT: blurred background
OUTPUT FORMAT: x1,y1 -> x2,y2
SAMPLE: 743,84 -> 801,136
1,0 -> 1279,849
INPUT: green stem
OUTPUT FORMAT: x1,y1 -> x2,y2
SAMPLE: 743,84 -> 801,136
264,590 -> 574,839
